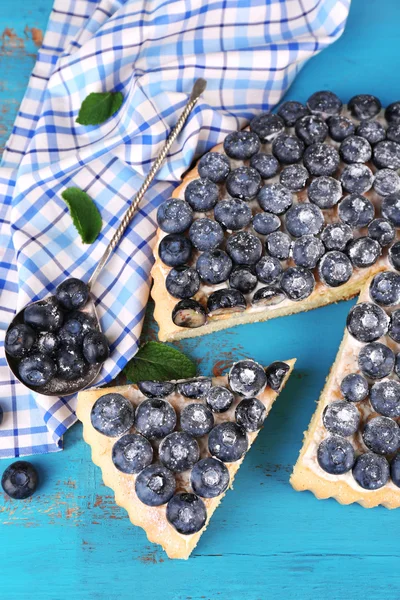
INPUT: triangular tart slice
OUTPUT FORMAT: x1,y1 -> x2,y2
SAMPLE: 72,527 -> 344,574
77,358 -> 295,559
291,269 -> 400,508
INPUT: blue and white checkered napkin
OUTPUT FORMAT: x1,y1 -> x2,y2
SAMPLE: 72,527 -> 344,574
0,0 -> 350,458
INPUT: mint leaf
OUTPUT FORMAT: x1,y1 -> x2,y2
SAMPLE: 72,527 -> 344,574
124,342 -> 197,383
76,91 -> 124,126
61,187 -> 102,244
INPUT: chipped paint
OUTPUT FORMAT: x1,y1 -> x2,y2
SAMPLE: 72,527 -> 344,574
24,26 -> 43,47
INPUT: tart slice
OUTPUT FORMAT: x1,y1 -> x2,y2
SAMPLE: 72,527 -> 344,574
151,92 -> 400,342
77,358 -> 295,559
291,269 -> 400,508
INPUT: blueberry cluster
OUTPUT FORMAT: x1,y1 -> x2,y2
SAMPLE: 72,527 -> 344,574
5,278 -> 109,392
317,271 -> 400,490
156,92 -> 400,330
91,359 -> 287,535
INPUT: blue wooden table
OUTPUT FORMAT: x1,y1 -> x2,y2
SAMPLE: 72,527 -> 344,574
1,1 -> 400,598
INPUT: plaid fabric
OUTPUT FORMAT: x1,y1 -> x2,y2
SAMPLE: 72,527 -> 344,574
0,0 -> 350,458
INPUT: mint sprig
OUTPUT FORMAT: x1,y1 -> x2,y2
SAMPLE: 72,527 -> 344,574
76,91 -> 124,126
61,187 -> 102,244
124,342 -> 197,383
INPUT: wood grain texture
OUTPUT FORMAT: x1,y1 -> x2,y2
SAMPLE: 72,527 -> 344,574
2,0 -> 400,598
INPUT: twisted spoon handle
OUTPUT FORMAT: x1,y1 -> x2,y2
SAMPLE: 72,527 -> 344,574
88,78 -> 207,288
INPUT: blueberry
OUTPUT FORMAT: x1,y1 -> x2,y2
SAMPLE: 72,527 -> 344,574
36,332 -> 59,355
255,256 -> 283,285
198,152 -> 230,183
370,380 -> 400,417
348,94 -> 381,120
225,167 -> 261,201
226,231 -> 262,265
389,242 -> 400,272
82,331 -> 110,365
135,464 -> 176,506
223,131 -> 260,160
295,115 -> 328,145
214,199 -> 252,230
257,183 -> 293,215
1,461 -> 38,500
280,266 -> 315,301
292,235 -> 325,269
135,398 -> 176,439
317,436 -> 355,475
5,324 -> 35,358
346,302 -> 389,343
180,403 -> 214,437
190,457 -> 229,498
229,265 -> 258,294
320,223 -> 353,251
338,194 -> 374,228
208,422 -> 248,462
172,299 -> 207,329
196,250 -> 232,284
347,237 -> 381,268
165,266 -> 200,299
369,271 -> 400,306
389,309 -> 400,343
358,342 -> 395,380
367,218 -> 395,247
251,286 -> 286,307
252,212 -> 281,235
176,377 -> 212,399
250,112 -> 285,143
159,234 -> 192,267
166,493 -> 206,534
363,416 -> 400,455
356,120 -> 386,144
206,386 -> 234,413
340,373 -> 369,403
385,101 -> 400,124
59,311 -> 96,347
272,134 -> 305,165
137,381 -> 175,398
56,278 -> 89,311
373,168 -> 400,196
307,91 -> 342,117
285,203 -> 324,238
340,164 -> 373,194
156,198 -> 193,234
322,401 -> 360,436
112,433 -> 153,474
352,453 -> 389,490
387,123 -> 400,143
58,342 -> 89,380
159,431 -> 200,473
19,352 -> 56,387
277,100 -> 309,126
250,153 -> 279,179
184,179 -> 219,212
382,192 -> 400,226
235,397 -> 266,432
318,251 -> 353,287
188,218 -> 224,251
265,361 -> 290,391
229,359 -> 266,397
327,115 -> 355,142
90,393 -> 134,437
339,135 -> 372,164
391,454 -> 400,488
279,164 -> 309,191
373,140 -> 400,169
266,231 -> 292,260
303,143 -> 340,176
207,289 -> 246,315
307,176 -> 342,209
24,298 -> 63,332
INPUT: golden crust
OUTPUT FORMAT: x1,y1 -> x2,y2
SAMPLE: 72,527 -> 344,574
77,360 -> 295,559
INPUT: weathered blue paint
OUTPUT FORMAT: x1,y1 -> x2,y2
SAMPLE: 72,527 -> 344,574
1,0 -> 400,598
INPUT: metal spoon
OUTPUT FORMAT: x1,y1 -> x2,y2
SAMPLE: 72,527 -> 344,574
5,78 -> 207,396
